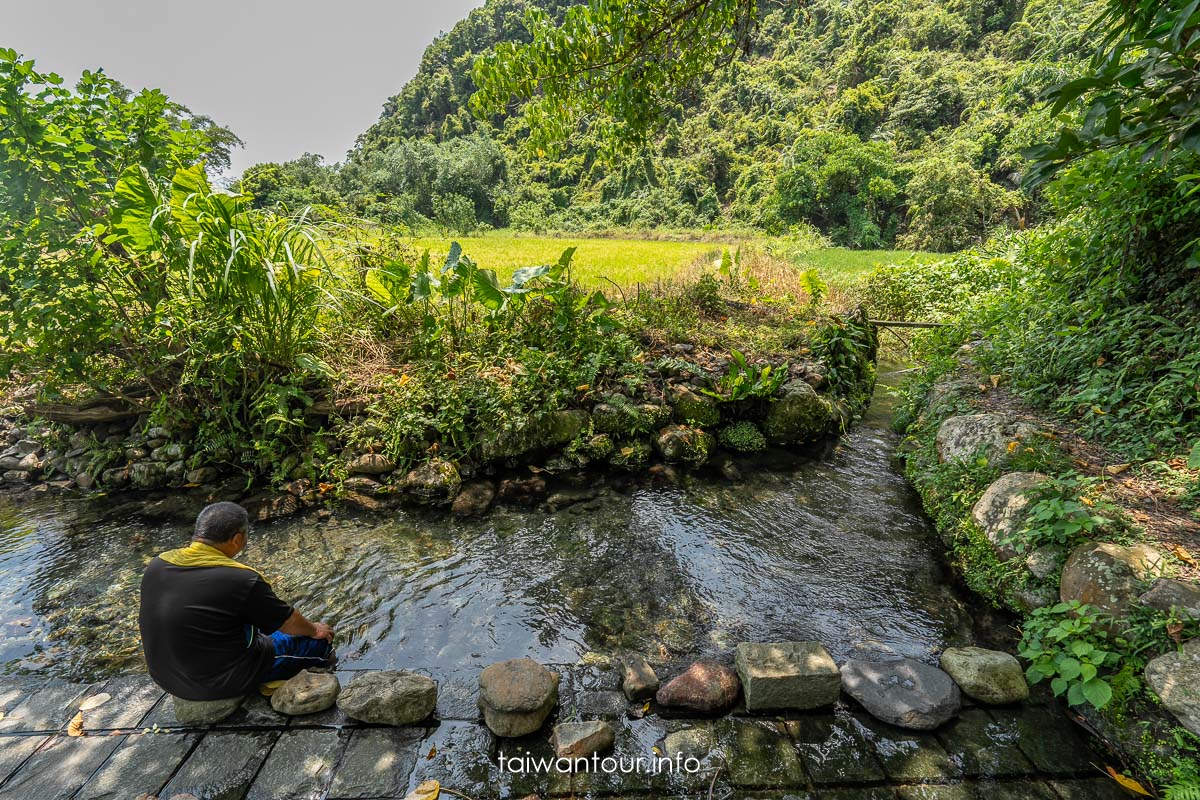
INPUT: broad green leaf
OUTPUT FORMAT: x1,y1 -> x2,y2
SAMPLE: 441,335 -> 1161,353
1081,677 -> 1113,710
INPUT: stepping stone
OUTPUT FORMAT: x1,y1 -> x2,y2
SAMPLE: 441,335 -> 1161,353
655,659 -> 740,714
478,658 -> 559,737
575,689 -> 627,719
935,708 -> 1033,778
841,658 -> 961,730
329,729 -> 423,799
409,721 -> 504,800
939,647 -> 1028,705
552,720 -> 615,758
171,695 -> 244,726
79,676 -> 164,730
621,655 -> 659,701
0,734 -> 123,800
337,670 -> 437,726
786,711 -> 885,784
247,729 -> 348,800
160,731 -> 277,799
75,732 -> 196,800
270,670 -> 340,716
0,734 -> 52,785
0,681 -> 94,732
715,718 -> 807,789
735,641 -> 840,711
854,713 -> 963,783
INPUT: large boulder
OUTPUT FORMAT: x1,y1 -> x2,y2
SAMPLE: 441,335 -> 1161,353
734,641 -> 841,711
399,459 -> 462,505
763,380 -> 836,445
671,387 -> 721,427
347,453 -> 395,475
654,425 -> 714,466
552,720 -> 615,759
655,660 -> 740,714
478,658 -> 559,737
972,472 -> 1047,560
938,647 -> 1028,705
840,658 -> 961,730
1140,578 -> 1200,618
451,481 -> 496,517
1060,542 -> 1166,621
336,671 -> 437,725
935,413 -> 1038,466
130,461 -> 169,490
270,670 -> 340,716
1145,639 -> 1200,736
171,695 -> 243,725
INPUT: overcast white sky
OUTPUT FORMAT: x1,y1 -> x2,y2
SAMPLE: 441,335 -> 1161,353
3,0 -> 483,175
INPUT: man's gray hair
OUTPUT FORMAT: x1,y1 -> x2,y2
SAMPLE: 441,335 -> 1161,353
193,502 -> 250,543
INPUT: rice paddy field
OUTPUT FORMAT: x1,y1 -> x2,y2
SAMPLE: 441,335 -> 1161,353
406,233 -> 945,291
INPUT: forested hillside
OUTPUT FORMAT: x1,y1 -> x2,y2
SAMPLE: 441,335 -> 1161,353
241,0 -> 1102,250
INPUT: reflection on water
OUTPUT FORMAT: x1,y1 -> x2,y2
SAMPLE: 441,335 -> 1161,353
0,370 -> 972,682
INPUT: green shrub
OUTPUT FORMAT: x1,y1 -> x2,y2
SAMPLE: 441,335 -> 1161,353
1018,602 -> 1121,710
719,421 -> 767,452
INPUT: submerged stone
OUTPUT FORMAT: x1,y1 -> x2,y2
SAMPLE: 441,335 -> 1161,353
552,720 -> 615,759
735,640 -> 841,711
621,654 -> 660,701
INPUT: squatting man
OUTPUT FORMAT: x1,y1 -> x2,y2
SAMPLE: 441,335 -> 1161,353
139,502 -> 336,700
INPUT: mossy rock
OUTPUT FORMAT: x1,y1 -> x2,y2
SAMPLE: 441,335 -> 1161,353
592,401 -> 670,437
672,387 -> 721,427
480,410 -> 590,460
399,458 -> 462,505
763,380 -> 836,445
655,425 -> 715,466
608,440 -> 653,471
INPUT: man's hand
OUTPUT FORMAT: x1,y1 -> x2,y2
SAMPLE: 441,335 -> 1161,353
280,610 -> 334,642
312,622 -> 334,641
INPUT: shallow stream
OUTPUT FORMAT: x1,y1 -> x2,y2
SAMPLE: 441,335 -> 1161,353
0,368 -> 977,682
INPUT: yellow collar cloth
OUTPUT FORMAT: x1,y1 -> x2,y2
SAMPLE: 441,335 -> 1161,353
157,541 -> 263,578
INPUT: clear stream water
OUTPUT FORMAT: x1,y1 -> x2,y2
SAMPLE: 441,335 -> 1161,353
0,369 -> 976,683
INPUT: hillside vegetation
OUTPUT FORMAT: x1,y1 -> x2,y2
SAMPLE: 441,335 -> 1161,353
241,0 -> 1102,251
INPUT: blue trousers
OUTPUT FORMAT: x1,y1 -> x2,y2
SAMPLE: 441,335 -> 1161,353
259,631 -> 333,683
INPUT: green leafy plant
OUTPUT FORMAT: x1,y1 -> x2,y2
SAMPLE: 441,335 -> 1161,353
1018,601 -> 1122,710
1004,473 -> 1117,551
702,349 -> 786,402
719,420 -> 767,452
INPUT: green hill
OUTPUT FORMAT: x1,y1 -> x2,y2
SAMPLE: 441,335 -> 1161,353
242,0 -> 1102,250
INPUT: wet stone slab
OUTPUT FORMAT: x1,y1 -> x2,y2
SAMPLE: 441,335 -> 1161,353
854,715 -> 962,783
160,730 -> 278,800
715,718 -> 807,789
934,709 -> 1033,778
0,733 -> 123,800
434,677 -> 480,721
75,732 -> 197,800
972,781 -> 1058,799
327,727 -> 424,799
1005,706 -> 1096,775
818,788 -> 898,800
1049,778 -> 1135,799
787,710 -> 886,784
213,692 -> 290,729
409,721 -> 502,798
0,734 -> 50,784
247,728 -> 349,800
0,676 -> 50,714
895,785 -> 974,800
0,680 -> 94,733
79,675 -> 164,730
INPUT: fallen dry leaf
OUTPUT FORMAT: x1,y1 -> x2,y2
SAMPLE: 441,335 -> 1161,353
1105,463 -> 1131,476
67,711 -> 84,737
427,744 -> 437,760
990,374 -> 1001,388
1168,621 -> 1185,644
1105,766 -> 1151,796
1170,545 -> 1197,566
405,779 -> 440,800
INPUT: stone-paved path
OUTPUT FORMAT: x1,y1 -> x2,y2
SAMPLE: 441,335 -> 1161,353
0,667 -> 1128,800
